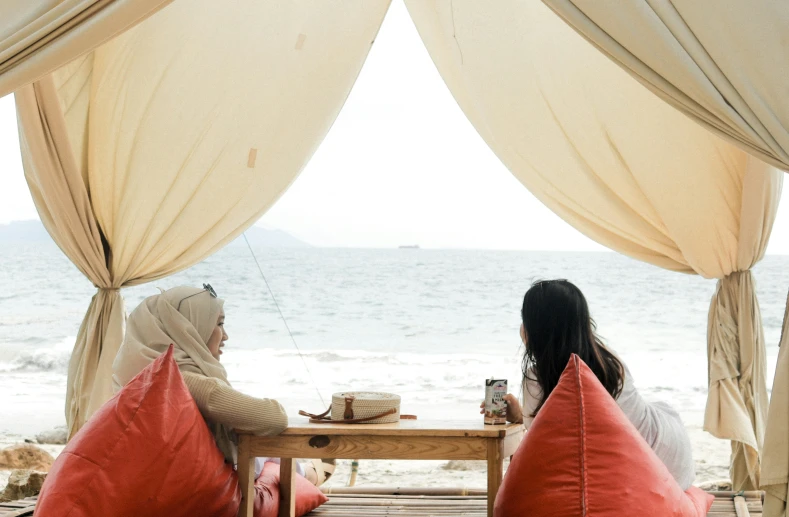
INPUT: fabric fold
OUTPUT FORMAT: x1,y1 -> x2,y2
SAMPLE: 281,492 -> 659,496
17,0 -> 392,436
67,288 -> 124,438
0,0 -> 175,97
761,291 -> 789,516
541,0 -> 789,172
705,271 -> 766,490
405,0 -> 781,488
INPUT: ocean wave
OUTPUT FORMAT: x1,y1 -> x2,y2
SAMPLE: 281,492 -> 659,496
307,352 -> 351,362
763,315 -> 784,330
271,349 -> 389,363
361,355 -> 406,366
647,386 -> 677,393
0,341 -> 72,373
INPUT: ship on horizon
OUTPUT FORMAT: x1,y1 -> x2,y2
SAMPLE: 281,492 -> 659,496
398,244 -> 420,249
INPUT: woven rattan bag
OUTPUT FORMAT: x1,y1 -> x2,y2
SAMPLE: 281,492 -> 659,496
300,392 -> 412,424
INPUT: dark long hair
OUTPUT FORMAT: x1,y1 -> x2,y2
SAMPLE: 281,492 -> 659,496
521,279 -> 624,416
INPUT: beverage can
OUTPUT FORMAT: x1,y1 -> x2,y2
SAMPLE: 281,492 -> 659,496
484,378 -> 507,425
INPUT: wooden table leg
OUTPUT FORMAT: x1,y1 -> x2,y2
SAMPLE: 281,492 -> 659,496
278,458 -> 297,517
237,435 -> 255,517
487,438 -> 504,517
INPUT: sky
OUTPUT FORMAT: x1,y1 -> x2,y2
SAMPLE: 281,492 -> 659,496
1,0 -> 789,252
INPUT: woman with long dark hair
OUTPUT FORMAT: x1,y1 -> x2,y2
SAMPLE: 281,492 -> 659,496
501,279 -> 695,489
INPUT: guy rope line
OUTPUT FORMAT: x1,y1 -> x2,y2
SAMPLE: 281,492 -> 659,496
243,233 -> 359,486
242,232 -> 326,407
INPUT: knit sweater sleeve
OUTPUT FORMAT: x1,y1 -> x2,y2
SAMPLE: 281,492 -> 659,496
182,372 -> 288,436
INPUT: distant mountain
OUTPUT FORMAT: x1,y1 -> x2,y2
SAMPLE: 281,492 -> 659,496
0,220 -> 53,243
0,220 -> 312,248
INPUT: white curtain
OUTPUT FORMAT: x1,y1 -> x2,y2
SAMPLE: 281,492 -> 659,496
405,0 -> 782,491
764,291 -> 789,515
540,1 -> 789,504
17,0 -> 391,437
541,0 -> 789,172
0,0 -> 174,97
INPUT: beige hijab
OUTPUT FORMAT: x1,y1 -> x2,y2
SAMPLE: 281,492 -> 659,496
112,286 -> 236,462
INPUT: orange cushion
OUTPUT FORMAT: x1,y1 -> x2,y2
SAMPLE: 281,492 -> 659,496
494,354 -> 713,517
36,345 -> 240,517
253,462 -> 329,517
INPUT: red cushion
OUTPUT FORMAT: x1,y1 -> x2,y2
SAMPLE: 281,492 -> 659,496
35,345 -> 240,517
253,462 -> 329,517
494,354 -> 714,517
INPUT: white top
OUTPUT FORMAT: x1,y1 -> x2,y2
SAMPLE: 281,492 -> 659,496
522,360 -> 696,490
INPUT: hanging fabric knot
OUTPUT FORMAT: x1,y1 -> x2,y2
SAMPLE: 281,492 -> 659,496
705,268 -> 766,491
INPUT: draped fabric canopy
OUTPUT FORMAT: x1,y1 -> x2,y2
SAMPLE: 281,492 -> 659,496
7,0 -> 788,501
405,0 -> 782,491
0,0 -> 173,98
541,1 -> 789,173
764,292 -> 789,516
16,0 -> 391,436
536,1 -> 789,510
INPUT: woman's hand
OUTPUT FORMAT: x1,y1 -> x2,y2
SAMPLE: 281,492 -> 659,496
503,394 -> 524,424
479,394 -> 524,424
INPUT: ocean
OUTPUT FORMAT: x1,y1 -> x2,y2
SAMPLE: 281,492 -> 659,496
2,241 -> 788,488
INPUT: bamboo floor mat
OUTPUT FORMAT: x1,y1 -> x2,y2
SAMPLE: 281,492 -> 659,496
0,489 -> 763,516
307,489 -> 762,516
0,497 -> 36,517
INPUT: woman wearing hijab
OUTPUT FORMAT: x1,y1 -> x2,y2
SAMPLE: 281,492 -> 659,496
112,284 -> 334,485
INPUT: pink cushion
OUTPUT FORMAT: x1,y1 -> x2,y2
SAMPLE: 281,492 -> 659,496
254,462 -> 329,517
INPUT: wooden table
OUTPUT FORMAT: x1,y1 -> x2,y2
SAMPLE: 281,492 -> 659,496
236,419 -> 524,517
